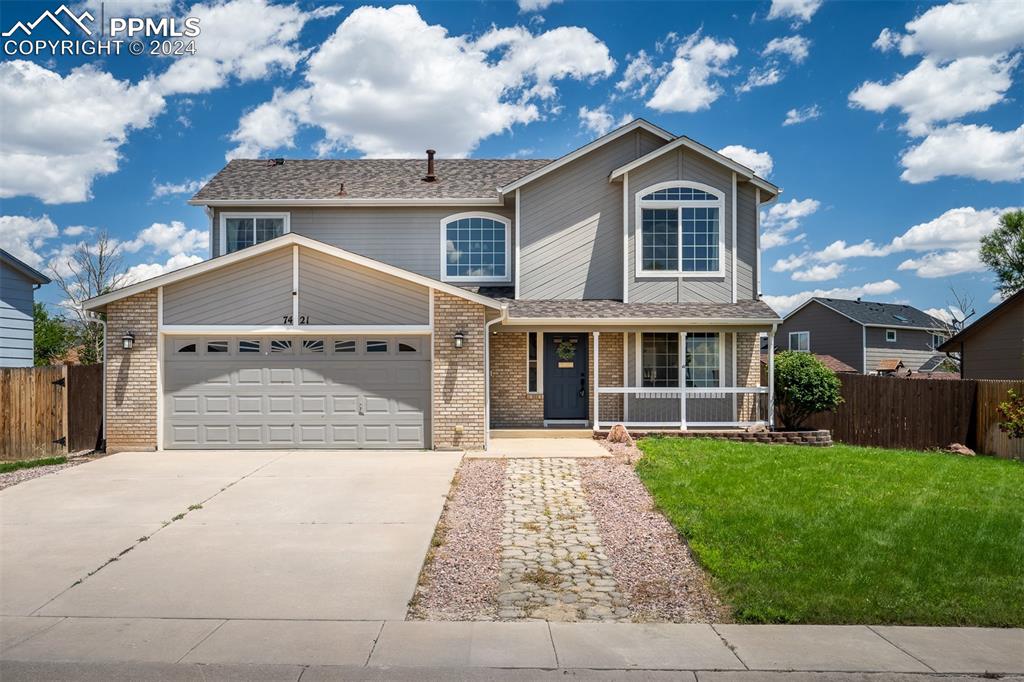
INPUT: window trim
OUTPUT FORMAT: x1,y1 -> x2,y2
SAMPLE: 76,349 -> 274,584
886,329 -> 897,343
634,181 -> 726,279
219,212 -> 291,255
789,331 -> 810,353
439,212 -> 512,283
931,333 -> 946,350
526,331 -> 543,394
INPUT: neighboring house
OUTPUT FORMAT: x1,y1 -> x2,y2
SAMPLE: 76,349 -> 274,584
82,120 -> 783,452
0,249 -> 50,368
938,289 -> 1024,380
777,297 -> 948,375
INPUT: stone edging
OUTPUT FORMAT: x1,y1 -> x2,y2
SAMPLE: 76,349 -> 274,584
597,429 -> 833,447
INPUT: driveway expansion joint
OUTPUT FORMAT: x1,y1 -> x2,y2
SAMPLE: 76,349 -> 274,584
867,624 -> 939,672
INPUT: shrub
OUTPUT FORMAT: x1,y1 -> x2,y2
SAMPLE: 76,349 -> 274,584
997,389 -> 1024,439
773,351 -> 843,429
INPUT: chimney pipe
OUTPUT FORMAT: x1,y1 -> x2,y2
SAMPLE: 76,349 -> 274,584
423,149 -> 437,182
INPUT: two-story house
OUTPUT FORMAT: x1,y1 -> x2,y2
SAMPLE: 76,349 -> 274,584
777,297 -> 948,375
83,120 -> 782,452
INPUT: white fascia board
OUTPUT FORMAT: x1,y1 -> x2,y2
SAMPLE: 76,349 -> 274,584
497,120 -> 674,194
501,317 -> 781,327
783,298 -> 864,327
863,323 -> 946,332
83,233 -> 506,312
161,324 -> 433,335
189,197 -> 504,207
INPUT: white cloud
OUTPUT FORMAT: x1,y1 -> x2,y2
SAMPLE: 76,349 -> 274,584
517,0 -> 562,12
152,175 -> 212,198
924,306 -> 957,324
899,123 -> 1024,183
0,61 -> 164,204
632,32 -> 737,113
763,35 -> 811,63
63,225 -> 89,237
816,239 -> 890,261
228,5 -> 616,159
616,50 -> 659,97
760,198 -> 820,249
898,250 -> 988,278
783,104 -> 821,125
763,280 -> 901,315
766,0 -> 822,24
989,291 -> 1004,304
878,0 -> 1024,60
577,105 -> 632,137
889,206 -> 1006,252
791,262 -> 846,282
123,253 -> 204,286
717,145 -> 774,177
0,215 -> 59,268
155,0 -> 341,96
849,56 -> 1017,136
122,221 -> 209,257
736,66 -> 782,93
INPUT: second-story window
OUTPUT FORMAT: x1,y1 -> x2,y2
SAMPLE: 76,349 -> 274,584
636,183 -> 724,277
441,213 -> 510,282
221,213 -> 289,254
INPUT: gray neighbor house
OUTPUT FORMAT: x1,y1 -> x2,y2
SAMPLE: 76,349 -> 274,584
776,297 -> 949,375
0,249 -> 50,368
82,119 -> 784,453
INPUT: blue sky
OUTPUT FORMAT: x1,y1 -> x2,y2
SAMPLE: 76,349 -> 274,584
1,0 -> 1021,323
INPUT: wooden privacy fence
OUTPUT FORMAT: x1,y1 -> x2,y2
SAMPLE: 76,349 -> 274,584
0,364 -> 103,460
803,374 -> 1024,459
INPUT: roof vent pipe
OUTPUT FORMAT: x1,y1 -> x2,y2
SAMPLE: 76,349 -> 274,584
423,149 -> 437,182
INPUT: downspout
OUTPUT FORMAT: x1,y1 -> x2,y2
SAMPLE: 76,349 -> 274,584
483,305 -> 508,451
86,311 -> 107,449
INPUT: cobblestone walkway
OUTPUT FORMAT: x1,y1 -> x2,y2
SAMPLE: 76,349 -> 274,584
497,458 -> 630,622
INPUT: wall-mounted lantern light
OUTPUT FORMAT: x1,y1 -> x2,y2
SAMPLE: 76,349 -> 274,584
453,331 -> 465,349
122,331 -> 135,350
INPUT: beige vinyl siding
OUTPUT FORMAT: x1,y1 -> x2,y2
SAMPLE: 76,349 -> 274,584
0,264 -> 35,367
519,129 -> 668,300
297,247 -> 429,325
736,183 -> 757,301
777,301 -> 864,372
627,148 -> 736,303
864,327 -> 940,373
163,248 -> 293,325
212,205 -> 515,287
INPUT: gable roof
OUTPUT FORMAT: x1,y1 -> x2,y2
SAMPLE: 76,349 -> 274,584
501,298 -> 780,324
937,288 -> 1024,352
608,135 -> 781,198
82,233 -> 504,312
190,158 -> 551,206
0,248 -> 50,285
791,297 -> 947,330
496,119 -> 675,194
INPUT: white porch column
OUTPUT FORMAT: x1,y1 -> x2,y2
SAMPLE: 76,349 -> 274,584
679,331 -> 687,430
592,331 -> 600,431
622,332 -> 629,422
768,327 -> 776,429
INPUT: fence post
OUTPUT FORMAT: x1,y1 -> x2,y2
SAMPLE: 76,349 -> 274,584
61,365 -> 69,455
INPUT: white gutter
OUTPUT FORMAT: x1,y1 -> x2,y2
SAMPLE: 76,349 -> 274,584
189,198 -> 504,207
483,307 -> 508,450
499,317 -> 782,327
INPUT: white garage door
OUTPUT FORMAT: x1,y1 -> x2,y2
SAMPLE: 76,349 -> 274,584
163,335 -> 430,449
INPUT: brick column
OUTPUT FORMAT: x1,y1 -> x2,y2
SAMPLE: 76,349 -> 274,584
597,332 -> 623,424
105,291 -> 158,452
735,332 -> 762,421
489,332 -> 544,427
432,292 -> 487,450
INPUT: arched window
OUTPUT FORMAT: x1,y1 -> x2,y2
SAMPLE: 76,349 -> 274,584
441,213 -> 510,282
635,182 -> 724,276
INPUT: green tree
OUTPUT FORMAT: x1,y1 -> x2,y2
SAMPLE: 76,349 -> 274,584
33,302 -> 75,366
980,209 -> 1024,297
773,351 -> 844,429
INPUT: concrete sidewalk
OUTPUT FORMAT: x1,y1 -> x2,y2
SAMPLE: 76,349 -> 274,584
2,618 -> 1021,679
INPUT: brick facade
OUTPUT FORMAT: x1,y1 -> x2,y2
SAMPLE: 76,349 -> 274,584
735,332 -> 762,421
432,292 -> 487,450
489,332 -> 544,427
595,332 -> 623,424
105,291 -> 158,453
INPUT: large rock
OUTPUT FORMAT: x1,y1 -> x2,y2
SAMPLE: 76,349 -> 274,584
945,442 -> 975,456
606,423 -> 633,445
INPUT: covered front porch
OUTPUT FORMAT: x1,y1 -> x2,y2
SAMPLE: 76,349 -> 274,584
488,315 -> 779,433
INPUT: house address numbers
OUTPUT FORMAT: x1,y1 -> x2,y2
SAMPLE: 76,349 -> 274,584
282,315 -> 310,324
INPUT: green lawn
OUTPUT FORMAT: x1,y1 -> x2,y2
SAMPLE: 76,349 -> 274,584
636,438 -> 1024,626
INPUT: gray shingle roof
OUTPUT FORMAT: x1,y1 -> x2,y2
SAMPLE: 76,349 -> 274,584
813,298 -> 946,328
192,158 -> 553,202
504,299 -> 780,320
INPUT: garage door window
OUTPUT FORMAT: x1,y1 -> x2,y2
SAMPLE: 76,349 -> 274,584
301,339 -> 324,353
399,341 -> 418,353
270,339 -> 292,353
207,341 -> 229,353
334,339 -> 356,353
367,340 -> 388,353
175,341 -> 197,353
239,340 -> 260,353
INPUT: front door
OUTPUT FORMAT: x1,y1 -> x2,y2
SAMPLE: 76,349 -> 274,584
543,333 -> 589,421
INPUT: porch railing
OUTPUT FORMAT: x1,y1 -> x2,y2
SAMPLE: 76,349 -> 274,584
594,386 -> 770,430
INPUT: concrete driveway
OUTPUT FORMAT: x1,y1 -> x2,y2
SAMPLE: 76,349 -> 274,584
0,450 -> 461,621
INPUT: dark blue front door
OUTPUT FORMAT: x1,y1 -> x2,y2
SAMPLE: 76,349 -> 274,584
544,333 -> 588,420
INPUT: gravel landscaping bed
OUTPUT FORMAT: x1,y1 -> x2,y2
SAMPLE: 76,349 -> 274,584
0,451 -> 97,491
579,443 -> 728,623
408,458 -> 505,620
